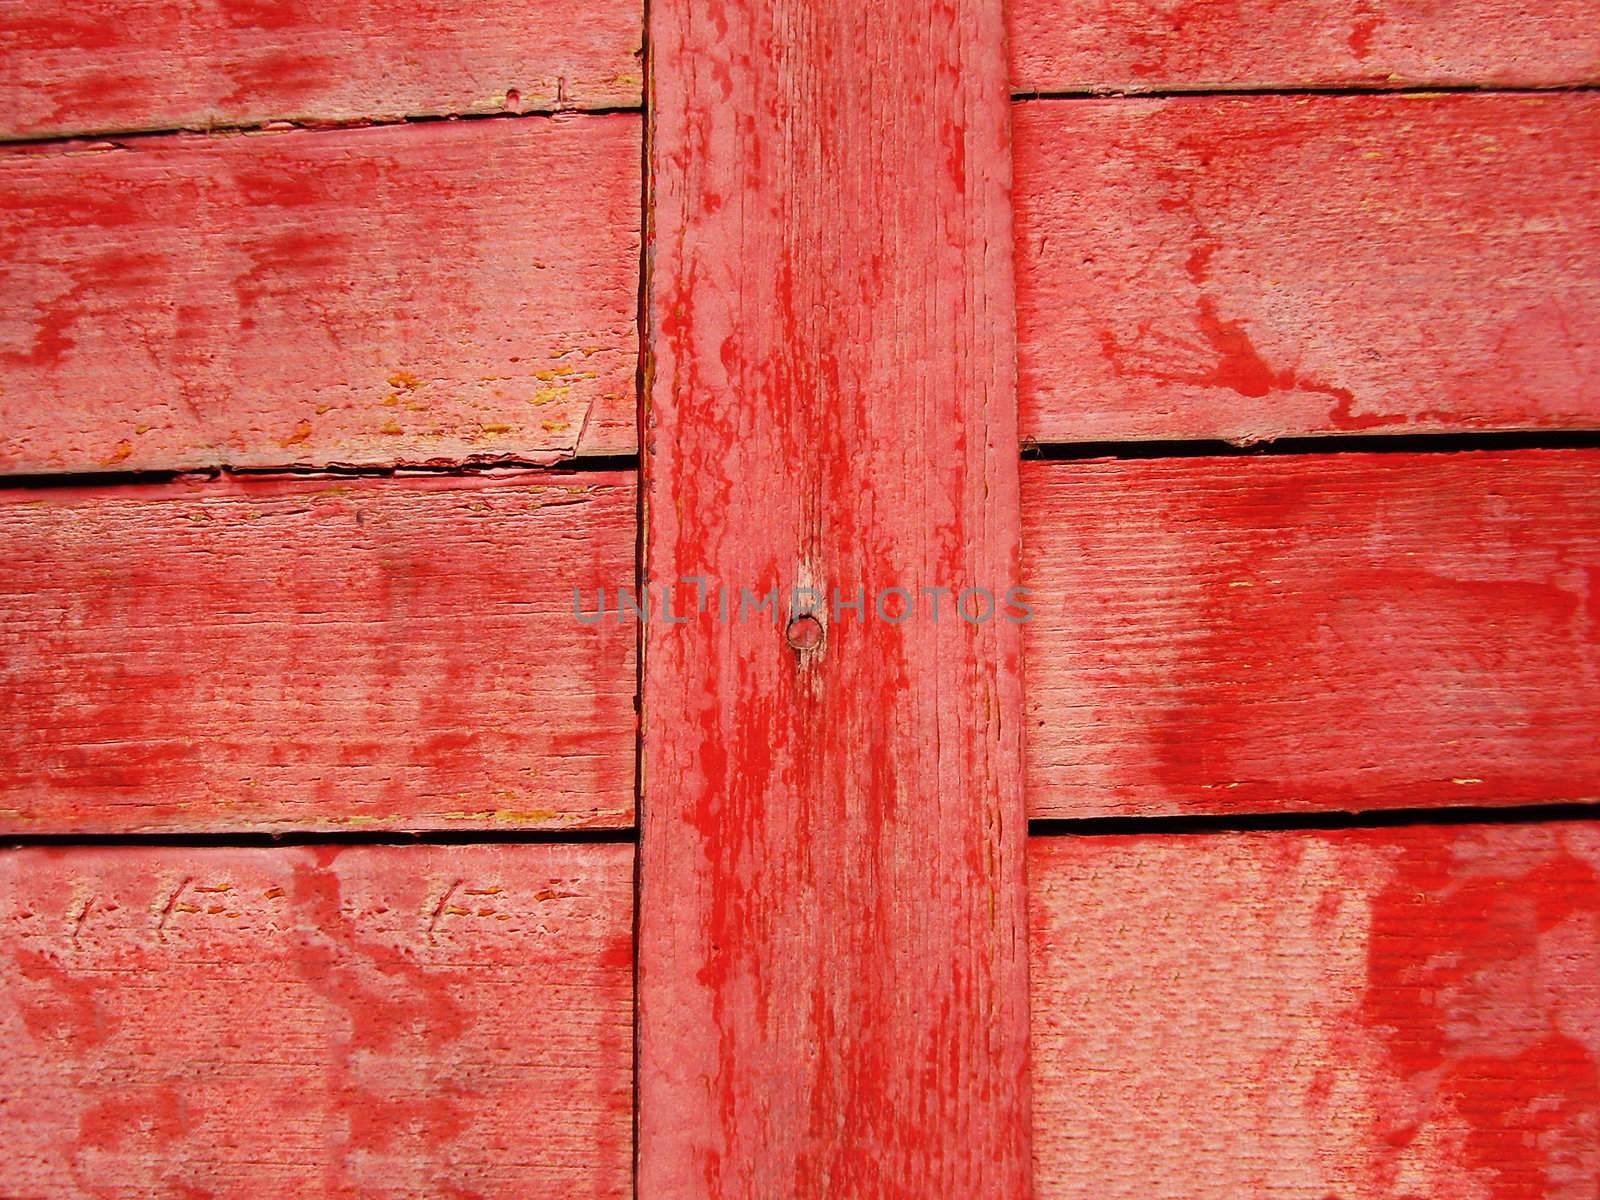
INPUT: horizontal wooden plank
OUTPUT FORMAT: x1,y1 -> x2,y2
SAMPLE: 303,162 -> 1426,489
1008,0 -> 1600,92
0,116 -> 640,474
1015,94 -> 1600,444
1030,822 -> 1600,1198
0,471 -> 636,833
1022,451 -> 1600,818
0,0 -> 641,140
0,842 -> 632,1197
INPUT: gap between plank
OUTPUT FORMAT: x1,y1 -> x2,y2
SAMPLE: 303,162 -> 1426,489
1029,801 -> 1600,838
0,103 -> 644,152
11,428 -> 1598,490
12,804 -> 1595,850
0,827 -> 639,851
8,84 -> 1593,152
630,0 -> 654,1187
1013,81 -> 1600,102
0,455 -> 640,492
1023,429 -> 1600,461
624,0 -> 649,1196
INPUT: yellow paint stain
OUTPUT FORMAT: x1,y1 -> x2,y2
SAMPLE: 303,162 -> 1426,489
541,419 -> 571,433
379,419 -> 404,435
481,422 -> 513,434
263,887 -> 285,900
102,440 -> 133,466
531,385 -> 568,406
280,419 -> 312,447
439,808 -> 561,826
387,370 -> 424,391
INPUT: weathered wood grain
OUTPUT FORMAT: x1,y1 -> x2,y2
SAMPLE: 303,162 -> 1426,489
0,115 -> 639,473
0,471 -> 635,833
0,0 -> 641,140
639,0 -> 1032,1192
1030,822 -> 1600,1199
0,842 -> 633,1197
1015,94 -> 1600,444
1008,0 -> 1600,93
1023,451 -> 1600,819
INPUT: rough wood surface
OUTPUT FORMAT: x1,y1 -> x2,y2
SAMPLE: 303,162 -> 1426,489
1015,94 -> 1600,444
0,842 -> 633,1197
1008,0 -> 1600,93
0,0 -> 641,140
0,471 -> 636,833
1023,451 -> 1600,819
1030,823 -> 1600,1199
0,116 -> 639,473
638,0 -> 1032,1192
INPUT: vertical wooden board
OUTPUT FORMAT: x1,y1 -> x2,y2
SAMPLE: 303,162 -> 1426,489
1007,0 -> 1600,92
0,0 -> 642,140
0,472 -> 636,833
640,0 -> 1031,1194
1014,94 -> 1600,444
0,842 -> 633,1197
0,115 -> 640,473
1022,452 -> 1600,819
1029,824 -> 1600,1199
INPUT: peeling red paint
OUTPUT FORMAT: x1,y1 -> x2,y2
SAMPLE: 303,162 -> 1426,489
0,0 -> 641,139
0,473 -> 636,832
1023,451 -> 1600,820
0,118 -> 640,471
1015,94 -> 1600,444
639,0 -> 1031,1193
1007,0 -> 1600,91
0,845 -> 634,1197
1031,824 -> 1600,1199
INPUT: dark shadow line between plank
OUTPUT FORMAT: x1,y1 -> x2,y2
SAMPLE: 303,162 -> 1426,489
0,103 -> 644,151
8,82 -> 1595,149
632,0 -> 654,1184
0,826 -> 639,851
1021,429 -> 1600,462
1030,800 -> 1600,838
1012,81 -> 1600,103
0,455 -> 640,492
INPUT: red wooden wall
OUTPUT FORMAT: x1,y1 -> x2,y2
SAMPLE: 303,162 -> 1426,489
2,8 -> 646,1195
2,0 -> 1597,1195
